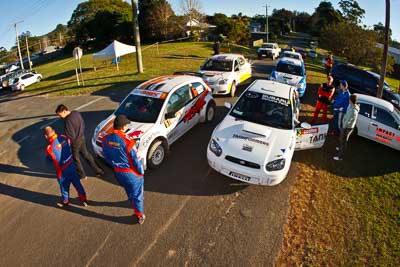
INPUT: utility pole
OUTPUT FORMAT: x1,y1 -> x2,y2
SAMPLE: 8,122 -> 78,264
377,0 -> 390,99
59,32 -> 63,46
263,3 -> 270,43
131,0 -> 143,73
25,36 -> 32,70
13,20 -> 24,70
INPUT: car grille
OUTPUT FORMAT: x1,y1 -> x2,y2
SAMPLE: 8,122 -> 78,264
225,155 -> 261,169
95,140 -> 102,147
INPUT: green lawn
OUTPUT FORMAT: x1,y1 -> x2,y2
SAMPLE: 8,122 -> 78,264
25,42 -> 254,96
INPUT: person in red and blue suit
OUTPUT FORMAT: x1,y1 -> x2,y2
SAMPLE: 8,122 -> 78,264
102,115 -> 146,224
44,126 -> 88,207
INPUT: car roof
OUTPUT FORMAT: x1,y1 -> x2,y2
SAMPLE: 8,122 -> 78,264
355,93 -> 395,112
135,75 -> 204,93
247,79 -> 293,99
277,57 -> 303,67
209,54 -> 243,61
282,51 -> 302,57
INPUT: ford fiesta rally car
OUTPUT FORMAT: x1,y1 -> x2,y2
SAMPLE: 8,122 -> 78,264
207,79 -> 328,186
93,75 -> 216,169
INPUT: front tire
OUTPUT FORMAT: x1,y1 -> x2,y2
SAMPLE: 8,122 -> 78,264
147,140 -> 167,169
230,82 -> 236,97
205,101 -> 216,123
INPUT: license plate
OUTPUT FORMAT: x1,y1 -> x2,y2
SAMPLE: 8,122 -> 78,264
229,171 -> 251,182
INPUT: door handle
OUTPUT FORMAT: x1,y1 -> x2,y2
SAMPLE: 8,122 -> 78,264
371,123 -> 378,127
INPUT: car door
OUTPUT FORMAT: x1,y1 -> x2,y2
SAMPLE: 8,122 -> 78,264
21,74 -> 34,86
162,84 -> 194,144
356,102 -> 373,139
368,106 -> 400,150
237,57 -> 251,84
294,124 -> 329,151
343,67 -> 362,94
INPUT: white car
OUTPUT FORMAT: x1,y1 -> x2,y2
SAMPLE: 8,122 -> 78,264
257,43 -> 281,60
280,51 -> 303,62
355,94 -> 400,151
207,80 -> 328,186
93,75 -> 216,169
199,54 -> 252,97
11,71 -> 42,91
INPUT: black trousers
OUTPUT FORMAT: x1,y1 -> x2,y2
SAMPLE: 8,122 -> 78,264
71,136 -> 101,179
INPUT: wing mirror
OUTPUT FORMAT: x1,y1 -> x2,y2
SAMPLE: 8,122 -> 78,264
300,122 -> 312,129
165,112 -> 175,119
224,102 -> 232,109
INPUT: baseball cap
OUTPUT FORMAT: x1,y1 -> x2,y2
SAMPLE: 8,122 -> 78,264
340,80 -> 348,87
114,114 -> 130,130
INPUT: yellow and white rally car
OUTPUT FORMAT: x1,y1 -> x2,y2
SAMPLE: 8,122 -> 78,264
199,54 -> 252,97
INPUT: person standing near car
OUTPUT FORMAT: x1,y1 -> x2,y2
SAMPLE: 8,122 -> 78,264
44,126 -> 88,207
56,104 -> 104,179
310,75 -> 335,124
325,54 -> 334,77
102,115 -> 146,224
334,94 -> 359,161
332,80 -> 350,135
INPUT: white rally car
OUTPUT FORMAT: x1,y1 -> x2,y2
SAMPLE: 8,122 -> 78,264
355,94 -> 400,151
199,54 -> 252,97
92,75 -> 216,169
207,80 -> 328,186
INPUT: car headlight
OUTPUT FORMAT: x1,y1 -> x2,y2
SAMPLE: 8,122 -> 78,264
94,125 -> 101,135
391,99 -> 399,105
218,79 -> 228,85
266,159 -> 285,171
209,138 -> 222,157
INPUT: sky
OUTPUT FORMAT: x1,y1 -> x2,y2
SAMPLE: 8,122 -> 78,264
0,0 -> 399,50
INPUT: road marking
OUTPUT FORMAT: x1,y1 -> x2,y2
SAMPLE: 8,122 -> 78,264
76,98 -> 104,111
16,135 -> 30,144
131,196 -> 191,267
85,231 -> 112,267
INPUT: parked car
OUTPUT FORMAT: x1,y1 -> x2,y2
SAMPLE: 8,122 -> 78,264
207,80 -> 328,186
270,57 -> 307,97
308,50 -> 318,58
11,71 -> 42,91
92,75 -> 216,169
332,63 -> 400,109
355,94 -> 399,151
257,43 -> 281,60
199,54 -> 252,97
1,70 -> 28,88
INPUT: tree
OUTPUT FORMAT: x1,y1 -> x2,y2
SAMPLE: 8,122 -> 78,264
150,0 -> 176,40
311,1 -> 342,36
338,0 -> 365,24
373,22 -> 392,43
181,0 -> 203,37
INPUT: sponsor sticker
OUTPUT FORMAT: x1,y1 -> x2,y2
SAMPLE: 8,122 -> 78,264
232,133 -> 269,146
296,127 -> 319,136
261,94 -> 289,106
375,127 -> 395,144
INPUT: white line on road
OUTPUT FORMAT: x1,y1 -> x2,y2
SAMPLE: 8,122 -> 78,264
16,135 -> 30,144
131,196 -> 191,267
85,231 -> 112,267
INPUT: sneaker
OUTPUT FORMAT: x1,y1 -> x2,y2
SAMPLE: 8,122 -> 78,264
81,176 -> 88,180
57,201 -> 69,208
335,147 -> 339,151
95,170 -> 104,177
333,156 -> 343,161
138,214 -> 146,225
82,201 -> 89,207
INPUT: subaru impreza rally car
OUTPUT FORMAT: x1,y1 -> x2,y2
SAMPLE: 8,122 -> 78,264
199,54 -> 252,97
270,57 -> 307,97
207,79 -> 328,186
93,75 -> 216,169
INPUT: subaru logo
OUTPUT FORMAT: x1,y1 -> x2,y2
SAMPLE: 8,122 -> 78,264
240,160 -> 245,165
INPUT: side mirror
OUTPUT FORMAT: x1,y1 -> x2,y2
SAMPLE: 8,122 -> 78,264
165,112 -> 175,119
224,102 -> 232,109
300,122 -> 312,129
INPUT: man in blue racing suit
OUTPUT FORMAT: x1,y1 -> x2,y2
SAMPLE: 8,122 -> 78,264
102,115 -> 146,224
44,126 -> 88,207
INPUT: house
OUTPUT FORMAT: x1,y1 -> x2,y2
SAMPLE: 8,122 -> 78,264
376,43 -> 400,64
185,18 -> 216,39
250,22 -> 263,33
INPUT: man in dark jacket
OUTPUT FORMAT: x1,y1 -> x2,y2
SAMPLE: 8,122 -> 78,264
102,115 -> 146,224
56,104 -> 103,179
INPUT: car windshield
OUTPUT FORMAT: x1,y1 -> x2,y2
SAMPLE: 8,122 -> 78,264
276,62 -> 303,76
262,44 -> 274,48
230,91 -> 293,129
114,94 -> 164,123
283,53 -> 299,59
201,58 -> 233,72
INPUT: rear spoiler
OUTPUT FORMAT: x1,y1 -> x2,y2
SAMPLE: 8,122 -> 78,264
173,71 -> 203,77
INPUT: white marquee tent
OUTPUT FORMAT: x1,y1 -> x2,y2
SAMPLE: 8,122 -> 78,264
93,40 -> 136,70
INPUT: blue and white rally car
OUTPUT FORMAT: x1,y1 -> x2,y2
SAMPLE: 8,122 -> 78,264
270,57 -> 307,97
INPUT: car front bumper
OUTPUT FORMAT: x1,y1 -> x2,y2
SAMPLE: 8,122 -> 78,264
207,148 -> 289,186
92,137 -> 104,158
208,83 -> 230,95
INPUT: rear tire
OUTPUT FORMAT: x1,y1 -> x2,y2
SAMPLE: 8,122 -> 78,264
37,77 -> 41,82
205,101 -> 216,123
147,140 -> 167,169
230,82 -> 236,97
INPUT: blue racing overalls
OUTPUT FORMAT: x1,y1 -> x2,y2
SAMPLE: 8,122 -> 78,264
46,134 -> 87,204
102,130 -> 144,217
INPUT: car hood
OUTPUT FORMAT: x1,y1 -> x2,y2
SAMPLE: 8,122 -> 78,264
213,115 -> 294,166
199,71 -> 231,83
275,71 -> 302,86
94,115 -> 154,143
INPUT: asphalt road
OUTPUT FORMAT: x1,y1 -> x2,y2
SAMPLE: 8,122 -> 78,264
0,58 -> 295,266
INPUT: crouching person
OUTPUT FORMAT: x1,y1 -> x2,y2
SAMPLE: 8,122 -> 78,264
102,115 -> 146,224
44,126 -> 88,207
